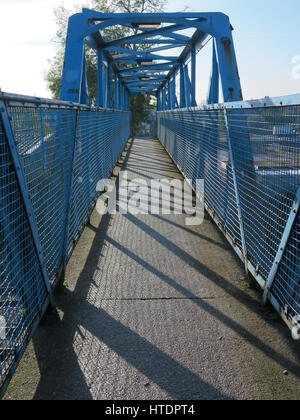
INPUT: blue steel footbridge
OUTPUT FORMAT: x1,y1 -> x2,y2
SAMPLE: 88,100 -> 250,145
0,9 -> 300,398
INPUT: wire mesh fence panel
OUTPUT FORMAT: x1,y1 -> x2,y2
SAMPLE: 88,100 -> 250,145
157,103 -> 300,330
67,110 -> 130,250
157,109 -> 242,249
8,106 -> 76,281
0,118 -> 48,386
0,101 -> 130,395
274,212 -> 300,320
226,106 -> 300,280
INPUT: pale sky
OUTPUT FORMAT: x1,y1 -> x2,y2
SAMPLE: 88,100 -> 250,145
0,0 -> 299,102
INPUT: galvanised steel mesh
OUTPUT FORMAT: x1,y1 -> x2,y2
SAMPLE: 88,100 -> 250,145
68,110 -> 130,250
275,213 -> 300,319
9,106 -> 76,281
158,109 -> 242,250
0,102 -> 130,393
157,103 -> 300,326
0,118 -> 48,383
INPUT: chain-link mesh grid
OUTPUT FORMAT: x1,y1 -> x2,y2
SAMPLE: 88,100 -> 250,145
8,106 -> 76,281
226,106 -> 300,320
0,103 -> 130,393
158,109 -> 242,249
68,110 -> 130,248
158,104 -> 300,326
0,118 -> 48,384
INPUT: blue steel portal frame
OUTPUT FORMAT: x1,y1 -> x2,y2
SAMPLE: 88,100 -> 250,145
60,9 -> 243,107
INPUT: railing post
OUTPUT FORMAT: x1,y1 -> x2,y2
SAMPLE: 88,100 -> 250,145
0,91 -> 54,307
224,108 -> 249,273
61,108 -> 80,278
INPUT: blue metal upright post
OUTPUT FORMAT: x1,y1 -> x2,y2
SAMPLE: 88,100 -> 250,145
207,40 -> 220,104
184,66 -> 192,108
157,91 -> 161,111
107,62 -> 113,108
102,62 -> 108,107
96,50 -> 104,107
60,13 -> 86,103
114,75 -> 119,110
213,14 -> 243,102
180,64 -> 186,108
162,87 -> 167,111
167,80 -> 171,110
80,52 -> 90,106
191,45 -> 197,107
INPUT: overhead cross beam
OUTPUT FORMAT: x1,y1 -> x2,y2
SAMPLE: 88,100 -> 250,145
60,9 -> 243,109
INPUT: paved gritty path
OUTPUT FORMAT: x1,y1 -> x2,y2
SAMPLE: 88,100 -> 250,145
4,137 -> 300,400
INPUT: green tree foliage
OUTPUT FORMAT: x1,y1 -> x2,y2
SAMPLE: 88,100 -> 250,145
45,0 -> 165,133
130,94 -> 156,135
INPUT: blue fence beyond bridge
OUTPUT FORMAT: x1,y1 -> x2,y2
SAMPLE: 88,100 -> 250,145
157,95 -> 300,335
0,93 -> 131,395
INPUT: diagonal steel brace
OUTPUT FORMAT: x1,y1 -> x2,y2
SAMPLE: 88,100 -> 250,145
263,186 -> 300,304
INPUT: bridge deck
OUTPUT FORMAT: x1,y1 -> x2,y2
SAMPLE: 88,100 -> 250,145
4,137 -> 300,400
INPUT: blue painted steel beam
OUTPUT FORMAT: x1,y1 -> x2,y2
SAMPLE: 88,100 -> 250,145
80,51 -> 90,106
167,80 -> 172,110
107,62 -> 113,108
180,64 -> 186,108
207,40 -> 220,104
114,54 -> 178,62
124,75 -> 166,81
103,39 -> 184,45
118,63 -> 174,72
126,79 -> 163,84
162,32 -> 190,42
97,24 -> 194,49
96,50 -> 104,107
155,28 -> 209,95
102,62 -> 107,107
184,66 -> 192,108
157,91 -> 162,111
82,14 -> 210,39
212,14 -> 243,101
191,45 -> 197,107
60,10 -> 243,105
82,9 -> 212,19
170,74 -> 176,109
60,14 -> 86,103
102,26 -> 187,48
114,74 -> 119,110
